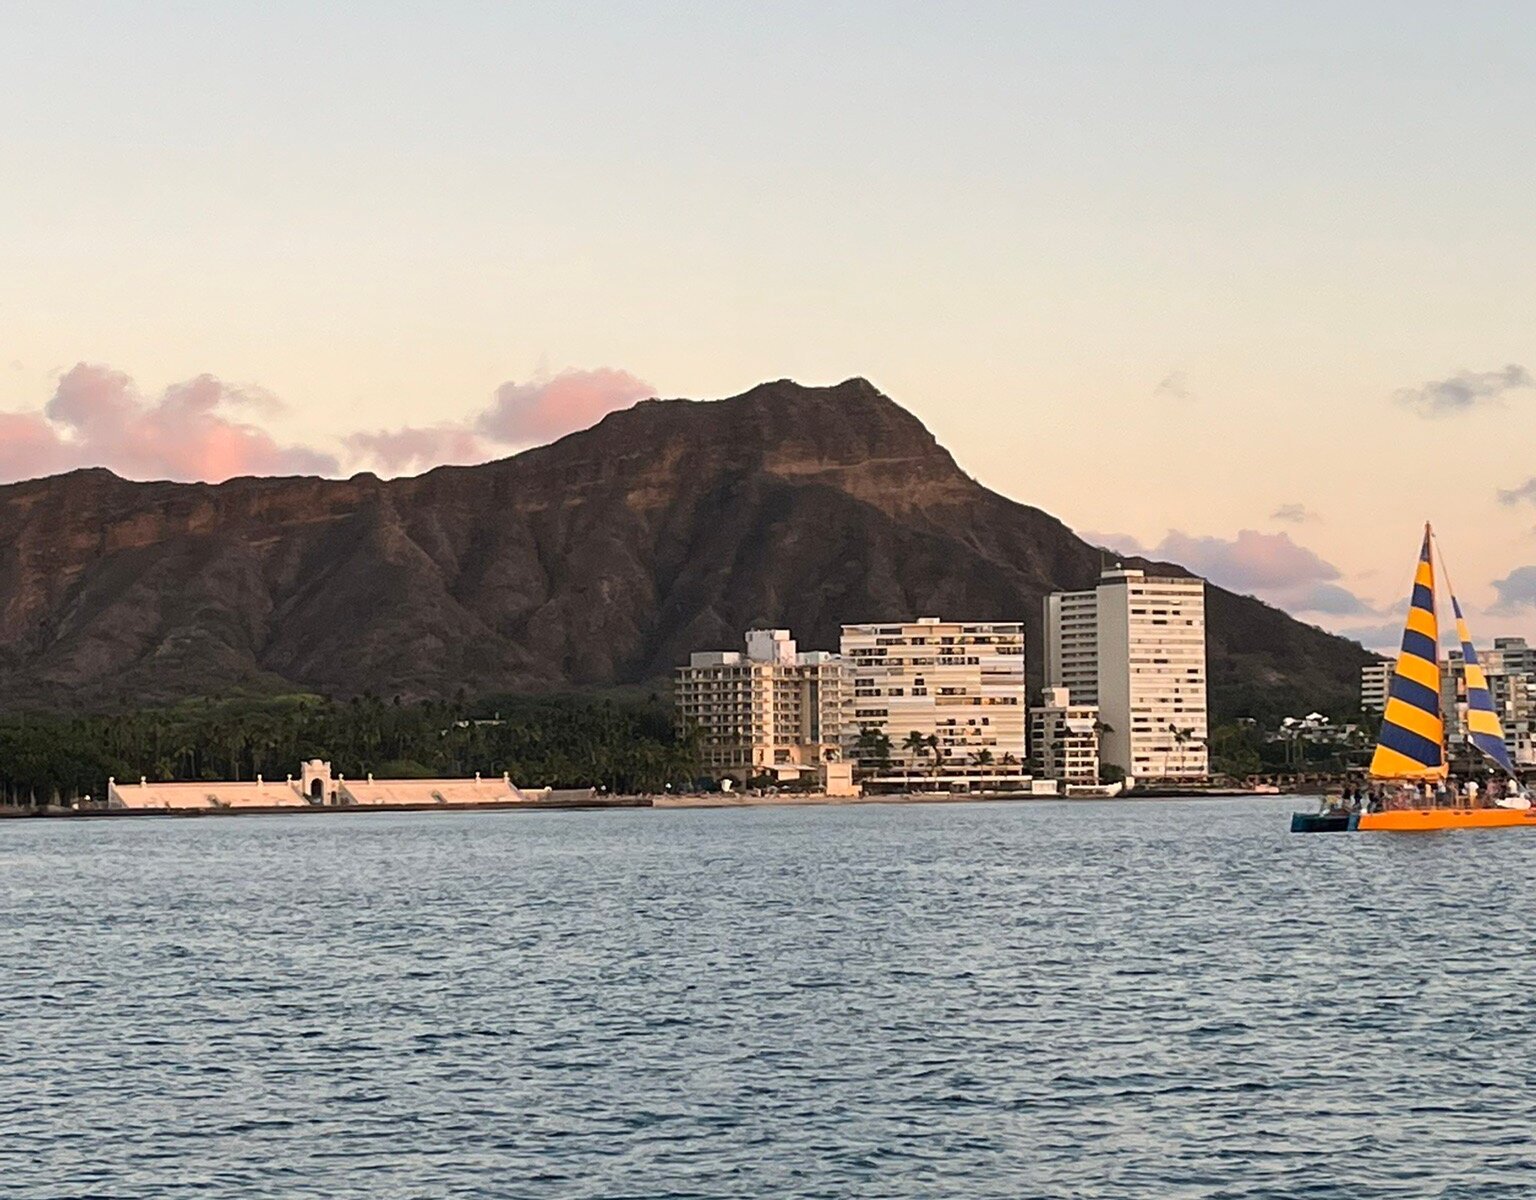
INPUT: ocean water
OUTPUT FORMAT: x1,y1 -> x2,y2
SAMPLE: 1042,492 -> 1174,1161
3,797 -> 1535,1199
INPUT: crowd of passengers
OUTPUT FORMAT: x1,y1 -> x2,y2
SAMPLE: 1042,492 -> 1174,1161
1328,777 -> 1519,814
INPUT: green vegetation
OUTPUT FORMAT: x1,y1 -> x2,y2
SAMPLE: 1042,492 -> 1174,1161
0,693 -> 701,807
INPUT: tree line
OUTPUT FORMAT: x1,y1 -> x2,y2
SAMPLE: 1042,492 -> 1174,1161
0,692 -> 702,807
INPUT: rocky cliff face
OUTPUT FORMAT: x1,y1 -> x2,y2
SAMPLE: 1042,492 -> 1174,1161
0,378 -> 1372,716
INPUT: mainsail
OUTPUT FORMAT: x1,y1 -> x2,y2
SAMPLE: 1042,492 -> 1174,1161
1369,525 -> 1447,780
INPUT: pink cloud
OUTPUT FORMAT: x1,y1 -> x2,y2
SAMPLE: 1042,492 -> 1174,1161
0,363 -> 339,485
344,426 -> 492,474
1082,527 -> 1377,618
0,411 -> 78,481
0,362 -> 654,484
477,368 -> 655,444
345,367 -> 656,476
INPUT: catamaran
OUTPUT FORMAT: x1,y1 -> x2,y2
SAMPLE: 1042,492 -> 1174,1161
1292,523 -> 1536,832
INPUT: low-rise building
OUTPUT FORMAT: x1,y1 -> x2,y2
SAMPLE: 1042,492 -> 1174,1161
107,759 -> 540,811
674,629 -> 849,784
1030,687 -> 1100,785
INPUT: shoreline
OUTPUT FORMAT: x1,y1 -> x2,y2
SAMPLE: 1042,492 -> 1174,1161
1,787 -> 1304,821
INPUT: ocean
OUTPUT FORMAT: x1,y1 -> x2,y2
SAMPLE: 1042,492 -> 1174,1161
4,798 -> 1534,1198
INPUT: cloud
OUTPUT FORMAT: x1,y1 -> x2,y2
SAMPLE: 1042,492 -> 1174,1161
1293,582 -> 1375,616
0,411 -> 78,481
1271,502 -> 1317,523
1394,363 -> 1533,418
1497,477 -> 1536,506
0,362 -> 656,484
1490,566 -> 1536,614
1335,622 -> 1405,654
476,368 -> 655,444
345,367 -> 656,476
0,364 -> 339,485
343,426 -> 491,474
1154,370 -> 1192,401
1083,527 -> 1377,618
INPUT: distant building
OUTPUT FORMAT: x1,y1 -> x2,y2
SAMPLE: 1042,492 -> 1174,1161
674,629 -> 848,783
840,617 -> 1031,787
1044,568 -> 1209,781
1442,636 -> 1536,766
1360,659 -> 1392,712
107,759 -> 539,811
1029,687 -> 1100,785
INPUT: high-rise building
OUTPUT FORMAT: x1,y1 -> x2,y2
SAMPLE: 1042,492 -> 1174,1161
1029,686 -> 1100,785
1360,659 -> 1392,712
675,629 -> 847,782
840,618 -> 1027,784
1044,568 -> 1209,780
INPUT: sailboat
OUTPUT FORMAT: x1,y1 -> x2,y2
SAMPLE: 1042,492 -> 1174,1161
1294,523 -> 1536,832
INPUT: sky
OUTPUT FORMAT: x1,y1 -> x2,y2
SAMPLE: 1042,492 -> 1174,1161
4,1 -> 1536,652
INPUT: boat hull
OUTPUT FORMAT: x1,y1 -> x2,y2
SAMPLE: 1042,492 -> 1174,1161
1290,812 -> 1357,833
1357,807 -> 1536,832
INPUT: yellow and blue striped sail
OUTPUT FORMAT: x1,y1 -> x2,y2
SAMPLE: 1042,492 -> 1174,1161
1450,593 -> 1516,774
1370,527 -> 1447,780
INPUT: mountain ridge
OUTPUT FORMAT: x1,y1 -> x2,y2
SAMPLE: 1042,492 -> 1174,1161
0,377 -> 1373,718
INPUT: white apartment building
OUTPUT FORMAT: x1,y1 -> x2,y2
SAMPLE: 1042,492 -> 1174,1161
675,629 -> 848,782
841,618 -> 1029,786
1044,568 -> 1209,781
1359,659 -> 1392,713
1030,686 -> 1100,785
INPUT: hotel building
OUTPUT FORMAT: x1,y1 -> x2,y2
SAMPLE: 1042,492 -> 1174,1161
674,629 -> 850,784
1044,568 -> 1209,781
840,617 -> 1029,786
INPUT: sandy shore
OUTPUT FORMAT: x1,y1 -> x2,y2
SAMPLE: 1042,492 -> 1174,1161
651,788 -> 1293,809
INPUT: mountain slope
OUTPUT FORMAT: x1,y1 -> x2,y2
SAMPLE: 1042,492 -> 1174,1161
0,378 -> 1372,718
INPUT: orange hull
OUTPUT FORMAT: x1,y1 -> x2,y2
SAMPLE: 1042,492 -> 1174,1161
1357,807 -> 1536,832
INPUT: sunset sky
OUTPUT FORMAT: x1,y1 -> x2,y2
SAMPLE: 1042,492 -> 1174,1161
4,2 -> 1536,650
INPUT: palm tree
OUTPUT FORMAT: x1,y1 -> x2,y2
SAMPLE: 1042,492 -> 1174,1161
1170,724 -> 1201,777
903,730 -> 929,776
974,748 -> 994,768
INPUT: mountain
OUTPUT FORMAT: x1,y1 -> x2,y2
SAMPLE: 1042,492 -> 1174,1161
0,378 -> 1372,719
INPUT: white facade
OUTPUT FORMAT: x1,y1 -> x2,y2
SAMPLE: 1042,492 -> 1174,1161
841,617 -> 1028,783
675,630 -> 848,781
1360,659 -> 1392,713
1044,569 -> 1209,781
1030,686 -> 1100,785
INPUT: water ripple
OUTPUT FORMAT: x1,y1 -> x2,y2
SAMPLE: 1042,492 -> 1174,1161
3,798 -> 1536,1197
